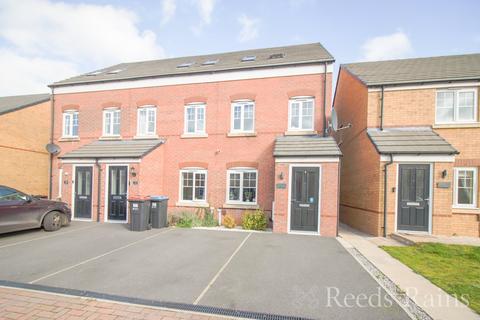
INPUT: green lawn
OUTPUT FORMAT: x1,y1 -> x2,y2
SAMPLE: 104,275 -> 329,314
382,243 -> 480,314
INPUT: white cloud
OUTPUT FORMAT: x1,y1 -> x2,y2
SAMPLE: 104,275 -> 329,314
0,0 -> 165,95
237,14 -> 260,43
161,0 -> 176,25
361,31 -> 413,61
196,0 -> 216,25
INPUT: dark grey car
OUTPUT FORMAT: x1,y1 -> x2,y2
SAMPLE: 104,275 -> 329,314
0,185 -> 71,234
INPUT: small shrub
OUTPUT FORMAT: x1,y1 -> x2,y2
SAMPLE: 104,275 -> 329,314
176,212 -> 202,228
242,209 -> 267,231
223,214 -> 236,229
202,209 -> 218,227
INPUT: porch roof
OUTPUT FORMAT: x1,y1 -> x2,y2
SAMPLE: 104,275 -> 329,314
273,135 -> 342,157
367,128 -> 458,155
59,139 -> 164,159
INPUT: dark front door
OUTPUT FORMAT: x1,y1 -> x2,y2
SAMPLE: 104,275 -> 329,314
108,166 -> 128,221
290,167 -> 319,232
74,166 -> 93,219
397,164 -> 430,232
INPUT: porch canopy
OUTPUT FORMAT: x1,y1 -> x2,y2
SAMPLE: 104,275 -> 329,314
367,128 -> 458,155
273,135 -> 342,157
60,139 -> 164,159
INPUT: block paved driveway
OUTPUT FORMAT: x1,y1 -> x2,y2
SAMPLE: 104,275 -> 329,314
0,222 -> 410,319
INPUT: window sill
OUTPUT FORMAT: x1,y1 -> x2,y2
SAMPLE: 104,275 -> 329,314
227,132 -> 257,137
133,135 -> 159,140
59,137 -> 80,142
180,133 -> 208,139
433,123 -> 480,129
176,201 -> 210,208
284,130 -> 317,136
99,135 -> 122,140
452,207 -> 480,215
223,203 -> 259,209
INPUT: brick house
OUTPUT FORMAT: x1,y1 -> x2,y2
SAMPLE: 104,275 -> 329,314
49,43 -> 341,236
334,53 -> 480,237
0,94 -> 51,196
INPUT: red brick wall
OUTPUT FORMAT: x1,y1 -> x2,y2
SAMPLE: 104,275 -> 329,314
52,72 -> 335,232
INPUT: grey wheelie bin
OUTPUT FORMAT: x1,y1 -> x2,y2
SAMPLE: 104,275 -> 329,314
149,196 -> 169,228
129,198 -> 151,231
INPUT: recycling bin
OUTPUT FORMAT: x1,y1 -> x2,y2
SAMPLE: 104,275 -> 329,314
149,195 -> 169,228
129,198 -> 151,231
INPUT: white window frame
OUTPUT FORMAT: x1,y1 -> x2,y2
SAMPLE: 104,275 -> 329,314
137,106 -> 157,136
62,110 -> 79,138
453,167 -> 478,208
103,108 -> 121,136
288,97 -> 315,131
435,88 -> 478,124
184,103 -> 206,135
179,169 -> 207,202
226,168 -> 258,205
230,100 -> 255,133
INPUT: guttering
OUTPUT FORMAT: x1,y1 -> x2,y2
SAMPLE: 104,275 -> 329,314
383,154 -> 393,237
323,62 -> 328,137
48,88 -> 55,199
380,85 -> 385,131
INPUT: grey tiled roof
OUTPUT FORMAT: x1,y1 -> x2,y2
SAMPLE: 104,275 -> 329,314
60,139 -> 164,159
274,135 -> 342,157
52,43 -> 334,87
367,128 -> 458,155
343,53 -> 480,86
0,93 -> 50,116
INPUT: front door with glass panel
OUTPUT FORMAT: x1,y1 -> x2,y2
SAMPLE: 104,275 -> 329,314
397,164 -> 430,232
108,166 -> 128,221
290,167 -> 319,232
74,166 -> 92,219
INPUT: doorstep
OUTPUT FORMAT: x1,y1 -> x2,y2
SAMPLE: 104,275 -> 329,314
338,224 -> 479,320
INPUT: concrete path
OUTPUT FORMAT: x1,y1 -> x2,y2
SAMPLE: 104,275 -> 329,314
338,224 -> 480,320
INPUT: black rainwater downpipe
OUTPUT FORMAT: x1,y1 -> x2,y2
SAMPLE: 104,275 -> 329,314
380,85 -> 385,130
48,88 -> 55,199
95,159 -> 102,222
323,62 -> 328,137
383,154 -> 393,237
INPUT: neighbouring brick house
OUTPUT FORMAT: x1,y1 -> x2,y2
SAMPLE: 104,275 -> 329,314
0,93 -> 51,196
334,53 -> 480,237
49,43 -> 341,236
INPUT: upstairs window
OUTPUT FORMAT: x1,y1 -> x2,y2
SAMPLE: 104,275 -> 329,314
289,97 -> 314,131
180,169 -> 207,202
62,111 -> 79,137
184,104 -> 206,134
227,169 -> 257,204
231,101 -> 255,133
137,106 -> 156,136
103,109 -> 121,136
454,168 -> 478,208
436,89 -> 477,124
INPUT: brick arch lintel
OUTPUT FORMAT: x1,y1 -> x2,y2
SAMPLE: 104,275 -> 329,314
287,89 -> 316,98
61,104 -> 80,112
226,161 -> 258,169
230,93 -> 256,101
179,162 -> 209,169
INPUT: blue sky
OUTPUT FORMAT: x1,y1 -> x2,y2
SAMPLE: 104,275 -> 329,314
0,0 -> 479,95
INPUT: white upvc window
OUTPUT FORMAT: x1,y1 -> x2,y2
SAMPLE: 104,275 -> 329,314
227,168 -> 258,204
180,169 -> 207,202
62,111 -> 79,137
103,109 -> 121,136
231,100 -> 255,133
184,104 -> 206,134
436,88 -> 478,124
453,167 -> 478,208
137,106 -> 156,136
288,97 -> 314,131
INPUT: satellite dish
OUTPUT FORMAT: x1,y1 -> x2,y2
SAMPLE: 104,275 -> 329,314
46,143 -> 61,155
331,108 -> 339,131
